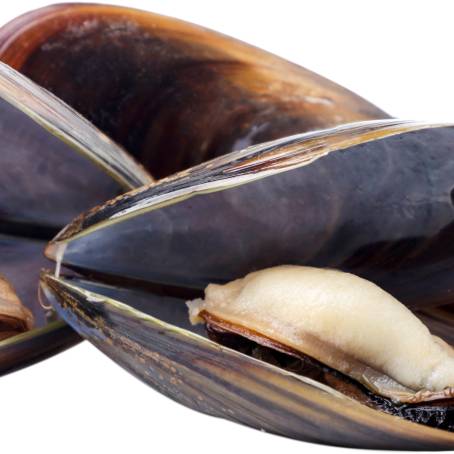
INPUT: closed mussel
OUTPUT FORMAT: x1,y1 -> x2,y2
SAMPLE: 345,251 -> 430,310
0,3 -> 387,179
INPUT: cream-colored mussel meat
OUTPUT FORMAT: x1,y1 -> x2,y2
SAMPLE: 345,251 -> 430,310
0,275 -> 34,341
188,266 -> 454,403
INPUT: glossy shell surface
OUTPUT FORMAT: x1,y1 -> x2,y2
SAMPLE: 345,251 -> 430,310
41,273 -> 454,450
42,120 -> 454,449
0,3 -> 388,178
0,63 -> 151,374
48,120 -> 454,311
0,3 -> 388,373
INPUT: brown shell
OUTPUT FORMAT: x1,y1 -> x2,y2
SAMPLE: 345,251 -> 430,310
0,3 -> 388,179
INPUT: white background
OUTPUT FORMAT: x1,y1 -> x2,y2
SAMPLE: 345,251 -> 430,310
3,1 -> 454,453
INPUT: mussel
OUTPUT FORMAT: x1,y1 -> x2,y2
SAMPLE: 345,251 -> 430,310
41,120 -> 454,449
188,265 -> 454,404
0,3 -> 387,373
0,62 -> 150,373
0,3 -> 387,178
0,275 -> 33,340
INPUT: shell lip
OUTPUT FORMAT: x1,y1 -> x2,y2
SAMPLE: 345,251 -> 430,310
40,270 -> 454,446
0,62 -> 153,190
41,269 -> 454,407
0,60 -> 154,373
46,118 -> 454,247
196,309 -> 454,405
37,270 -> 374,399
44,241 -> 58,262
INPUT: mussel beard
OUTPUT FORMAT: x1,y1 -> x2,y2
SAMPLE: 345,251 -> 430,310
205,320 -> 454,432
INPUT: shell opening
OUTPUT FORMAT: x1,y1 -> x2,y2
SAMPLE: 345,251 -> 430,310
187,265 -> 454,404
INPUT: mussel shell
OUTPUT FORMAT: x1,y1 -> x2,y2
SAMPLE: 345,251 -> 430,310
47,120 -> 454,311
0,63 -> 150,374
41,120 -> 454,447
0,235 -> 81,371
0,318 -> 79,375
0,95 -> 117,228
40,273 -> 454,449
418,305 -> 454,346
1,236 -> 48,326
0,2 -> 388,372
0,3 -> 388,178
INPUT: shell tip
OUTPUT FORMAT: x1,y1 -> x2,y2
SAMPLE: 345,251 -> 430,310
44,242 -> 67,278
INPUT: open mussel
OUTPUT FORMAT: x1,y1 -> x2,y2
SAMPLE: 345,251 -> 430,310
0,3 -> 388,373
188,265 -> 454,404
42,120 -> 454,449
44,120 -> 454,310
0,275 -> 33,340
